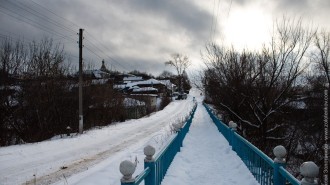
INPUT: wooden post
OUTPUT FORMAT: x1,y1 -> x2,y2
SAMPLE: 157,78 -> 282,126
78,28 -> 84,134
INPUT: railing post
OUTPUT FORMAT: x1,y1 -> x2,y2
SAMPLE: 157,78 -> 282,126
300,161 -> 319,185
172,123 -> 183,150
273,145 -> 287,185
229,121 -> 237,151
119,160 -> 136,185
144,145 -> 156,185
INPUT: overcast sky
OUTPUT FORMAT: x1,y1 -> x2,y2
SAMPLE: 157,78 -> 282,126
0,0 -> 330,76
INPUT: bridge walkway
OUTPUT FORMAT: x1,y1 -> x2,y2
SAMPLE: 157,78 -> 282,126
161,103 -> 259,185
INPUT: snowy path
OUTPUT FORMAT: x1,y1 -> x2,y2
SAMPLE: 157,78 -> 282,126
0,92 -> 197,185
161,104 -> 259,185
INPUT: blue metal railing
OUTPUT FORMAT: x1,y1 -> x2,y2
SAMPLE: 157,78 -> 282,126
122,103 -> 197,185
204,103 -> 300,185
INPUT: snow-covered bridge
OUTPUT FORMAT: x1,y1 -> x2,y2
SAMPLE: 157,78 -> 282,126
161,103 -> 259,185
119,103 -> 319,185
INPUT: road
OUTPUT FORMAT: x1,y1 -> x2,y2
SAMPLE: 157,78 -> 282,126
0,90 -> 199,185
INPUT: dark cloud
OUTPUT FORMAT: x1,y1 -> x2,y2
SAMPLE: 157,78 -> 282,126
49,0 -> 213,73
269,0 -> 330,30
275,0 -> 310,11
116,0 -> 213,42
1,0 -> 329,75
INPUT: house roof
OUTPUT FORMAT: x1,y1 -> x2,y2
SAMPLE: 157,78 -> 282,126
132,87 -> 158,92
159,80 -> 176,89
83,69 -> 110,78
114,78 -> 174,92
130,94 -> 158,97
125,78 -> 164,88
123,76 -> 143,82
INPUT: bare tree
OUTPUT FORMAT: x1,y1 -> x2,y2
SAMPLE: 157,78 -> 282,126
202,17 -> 316,152
0,38 -> 71,144
158,70 -> 174,79
165,53 -> 191,92
314,30 -> 330,84
27,38 -> 66,77
0,38 -> 27,84
0,39 -> 28,145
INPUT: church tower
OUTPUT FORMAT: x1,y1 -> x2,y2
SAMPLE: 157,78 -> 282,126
100,59 -> 107,72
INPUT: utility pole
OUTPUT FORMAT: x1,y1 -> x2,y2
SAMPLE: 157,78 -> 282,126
78,28 -> 84,134
324,82 -> 329,185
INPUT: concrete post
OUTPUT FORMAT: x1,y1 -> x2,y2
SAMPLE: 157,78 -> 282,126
144,145 -> 156,161
229,121 -> 237,131
273,145 -> 287,185
300,161 -> 319,185
144,145 -> 156,185
119,160 -> 136,184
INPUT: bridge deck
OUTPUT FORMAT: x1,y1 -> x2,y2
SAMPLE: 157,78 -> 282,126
161,103 -> 260,185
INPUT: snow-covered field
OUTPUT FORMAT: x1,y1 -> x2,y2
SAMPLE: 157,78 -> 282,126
0,90 -> 198,185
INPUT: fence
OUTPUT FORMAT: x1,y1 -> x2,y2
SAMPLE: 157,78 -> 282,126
203,103 -> 319,185
119,103 -> 197,185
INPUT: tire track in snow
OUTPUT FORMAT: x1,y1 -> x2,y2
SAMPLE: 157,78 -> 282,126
18,100 -> 194,185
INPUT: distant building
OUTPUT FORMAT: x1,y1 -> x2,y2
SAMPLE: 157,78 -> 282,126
123,98 -> 146,119
159,79 -> 176,96
83,69 -> 111,79
113,76 -> 175,113
122,78 -> 167,96
100,59 -> 109,72
129,94 -> 158,113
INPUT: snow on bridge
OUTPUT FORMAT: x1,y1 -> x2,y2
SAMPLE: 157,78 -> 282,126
161,104 -> 259,185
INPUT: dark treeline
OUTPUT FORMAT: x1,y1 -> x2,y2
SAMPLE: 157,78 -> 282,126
200,17 -> 328,181
0,38 -> 135,146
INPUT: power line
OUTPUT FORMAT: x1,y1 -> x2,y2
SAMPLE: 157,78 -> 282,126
0,1 -> 77,43
84,46 -> 104,61
52,33 -> 77,42
209,0 -> 216,43
2,0 -> 133,73
23,0 -> 131,72
84,40 -> 129,71
18,0 -> 81,43
29,0 -> 80,30
212,0 -> 221,43
0,6 -> 68,40
84,31 -> 131,71
7,0 -> 76,34
0,33 -> 80,63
